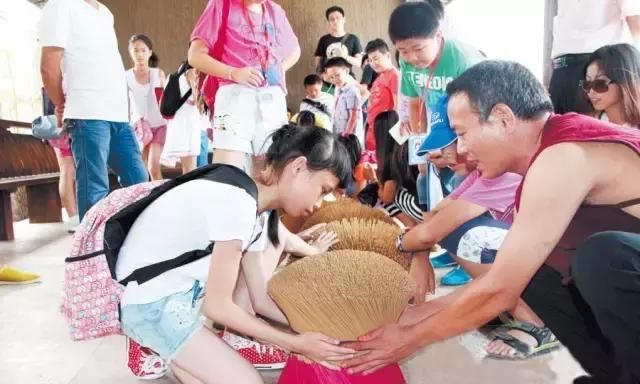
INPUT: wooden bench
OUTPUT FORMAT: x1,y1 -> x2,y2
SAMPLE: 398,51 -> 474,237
0,119 -> 62,241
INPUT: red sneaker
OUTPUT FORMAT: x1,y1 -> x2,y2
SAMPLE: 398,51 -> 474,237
221,331 -> 288,370
126,337 -> 168,380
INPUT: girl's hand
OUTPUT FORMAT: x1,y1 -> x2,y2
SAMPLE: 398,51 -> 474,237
230,66 -> 264,88
309,231 -> 339,254
294,332 -> 355,367
297,223 -> 327,241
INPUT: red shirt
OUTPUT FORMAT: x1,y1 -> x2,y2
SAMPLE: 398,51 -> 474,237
366,68 -> 399,151
515,113 -> 640,279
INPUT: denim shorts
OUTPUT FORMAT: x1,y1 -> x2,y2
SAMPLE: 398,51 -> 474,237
120,281 -> 205,361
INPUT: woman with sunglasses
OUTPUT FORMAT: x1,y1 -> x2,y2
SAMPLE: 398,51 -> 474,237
582,43 -> 640,127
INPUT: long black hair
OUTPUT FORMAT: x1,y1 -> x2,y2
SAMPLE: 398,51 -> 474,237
586,43 -> 640,127
129,34 -> 159,68
263,124 -> 352,246
373,110 -> 399,184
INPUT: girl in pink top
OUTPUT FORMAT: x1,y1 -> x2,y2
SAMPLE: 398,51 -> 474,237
126,34 -> 167,181
189,0 -> 301,173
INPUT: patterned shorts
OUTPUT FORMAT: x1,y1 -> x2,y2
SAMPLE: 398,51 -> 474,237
120,281 -> 205,361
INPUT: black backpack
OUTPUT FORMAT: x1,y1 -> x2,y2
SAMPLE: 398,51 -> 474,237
159,61 -> 193,118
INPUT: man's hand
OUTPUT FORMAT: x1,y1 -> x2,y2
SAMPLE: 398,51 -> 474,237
409,252 -> 435,303
341,323 -> 418,374
55,104 -> 65,129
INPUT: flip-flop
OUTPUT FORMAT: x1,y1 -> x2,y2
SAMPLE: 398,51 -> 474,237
486,320 -> 561,360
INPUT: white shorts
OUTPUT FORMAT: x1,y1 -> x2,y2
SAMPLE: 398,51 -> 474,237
212,84 -> 287,155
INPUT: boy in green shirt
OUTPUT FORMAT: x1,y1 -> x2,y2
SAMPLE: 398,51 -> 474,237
392,2 -> 483,133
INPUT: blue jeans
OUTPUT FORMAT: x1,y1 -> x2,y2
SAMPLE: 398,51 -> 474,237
197,130 -> 209,168
66,119 -> 148,220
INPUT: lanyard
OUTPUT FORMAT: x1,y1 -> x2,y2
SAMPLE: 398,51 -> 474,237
417,37 -> 445,130
242,3 -> 271,72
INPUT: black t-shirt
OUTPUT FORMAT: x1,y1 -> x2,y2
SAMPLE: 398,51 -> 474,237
314,33 -> 362,70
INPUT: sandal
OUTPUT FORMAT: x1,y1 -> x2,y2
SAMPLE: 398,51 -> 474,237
486,320 -> 561,360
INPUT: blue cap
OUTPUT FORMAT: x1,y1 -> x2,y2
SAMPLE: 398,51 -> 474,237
417,95 -> 457,156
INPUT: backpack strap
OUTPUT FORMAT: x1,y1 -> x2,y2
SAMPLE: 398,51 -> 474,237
105,164 -> 257,278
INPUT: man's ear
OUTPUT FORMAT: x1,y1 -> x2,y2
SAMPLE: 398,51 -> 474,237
490,103 -> 517,134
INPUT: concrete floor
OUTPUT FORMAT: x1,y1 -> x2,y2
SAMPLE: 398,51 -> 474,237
0,220 -> 586,384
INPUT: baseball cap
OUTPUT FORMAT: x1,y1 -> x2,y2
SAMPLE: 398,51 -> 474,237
417,95 -> 457,156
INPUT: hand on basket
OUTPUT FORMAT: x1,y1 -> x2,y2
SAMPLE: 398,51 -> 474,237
294,332 -> 356,369
308,231 -> 339,254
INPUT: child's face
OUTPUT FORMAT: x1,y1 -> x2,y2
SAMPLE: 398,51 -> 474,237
395,34 -> 442,69
279,158 -> 340,218
326,66 -> 348,86
129,40 -> 151,66
368,50 -> 392,74
305,84 -> 322,99
327,11 -> 345,33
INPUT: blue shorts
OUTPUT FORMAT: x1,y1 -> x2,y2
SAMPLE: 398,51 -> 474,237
120,281 -> 205,361
440,214 -> 511,264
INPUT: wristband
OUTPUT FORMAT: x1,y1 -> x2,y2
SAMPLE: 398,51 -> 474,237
396,233 -> 407,253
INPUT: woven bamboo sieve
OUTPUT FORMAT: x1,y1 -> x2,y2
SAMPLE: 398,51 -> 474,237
267,250 -> 415,341
300,197 -> 396,231
318,218 -> 408,269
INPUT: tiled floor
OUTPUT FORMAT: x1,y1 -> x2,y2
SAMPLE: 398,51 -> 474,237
0,221 -> 585,384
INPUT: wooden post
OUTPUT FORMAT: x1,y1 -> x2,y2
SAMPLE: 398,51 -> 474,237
0,191 -> 14,241
543,0 -> 558,87
26,183 -> 63,224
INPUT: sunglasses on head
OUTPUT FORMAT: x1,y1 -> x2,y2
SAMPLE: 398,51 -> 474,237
579,79 -> 615,93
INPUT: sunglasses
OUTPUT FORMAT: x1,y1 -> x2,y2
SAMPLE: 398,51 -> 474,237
579,79 -> 615,93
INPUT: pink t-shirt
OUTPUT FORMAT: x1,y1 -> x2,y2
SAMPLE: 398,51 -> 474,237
190,0 -> 299,90
366,68 -> 399,151
449,170 -> 522,223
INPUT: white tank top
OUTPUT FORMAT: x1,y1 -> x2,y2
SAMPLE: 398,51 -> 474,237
126,67 -> 166,128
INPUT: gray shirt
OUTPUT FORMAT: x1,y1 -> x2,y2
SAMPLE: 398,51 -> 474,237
332,83 -> 364,147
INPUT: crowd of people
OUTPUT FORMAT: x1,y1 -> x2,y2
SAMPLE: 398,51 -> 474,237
2,0 -> 639,383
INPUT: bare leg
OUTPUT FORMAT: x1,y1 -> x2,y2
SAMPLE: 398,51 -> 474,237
454,256 -> 548,356
54,150 -> 77,218
180,156 -> 197,174
171,328 -> 263,384
147,143 -> 164,181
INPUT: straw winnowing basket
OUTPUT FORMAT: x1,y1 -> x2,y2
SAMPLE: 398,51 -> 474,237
319,218 -> 408,270
300,198 -> 396,231
267,250 -> 415,341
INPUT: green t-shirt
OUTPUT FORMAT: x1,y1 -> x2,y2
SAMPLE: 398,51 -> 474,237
400,39 -> 483,115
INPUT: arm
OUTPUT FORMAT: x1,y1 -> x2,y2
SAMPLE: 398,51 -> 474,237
283,45 -> 301,72
240,249 -> 289,324
40,47 -> 65,125
408,97 -> 425,134
188,39 -> 263,87
626,15 -> 640,43
159,69 -> 167,87
344,143 -> 596,373
346,109 -> 358,135
344,53 -> 364,68
314,56 -> 323,73
401,199 -> 487,251
379,181 -> 398,204
204,240 -> 294,345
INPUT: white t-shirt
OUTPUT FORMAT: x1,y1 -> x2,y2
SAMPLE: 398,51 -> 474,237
552,0 -> 640,57
116,180 -> 268,306
39,0 -> 129,122
126,68 -> 166,128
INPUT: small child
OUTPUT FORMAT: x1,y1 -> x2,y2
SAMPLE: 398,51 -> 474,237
325,57 -> 365,148
364,39 -> 399,152
299,74 -> 334,131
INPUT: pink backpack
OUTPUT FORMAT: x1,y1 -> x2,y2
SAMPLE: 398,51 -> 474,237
60,164 -> 258,341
